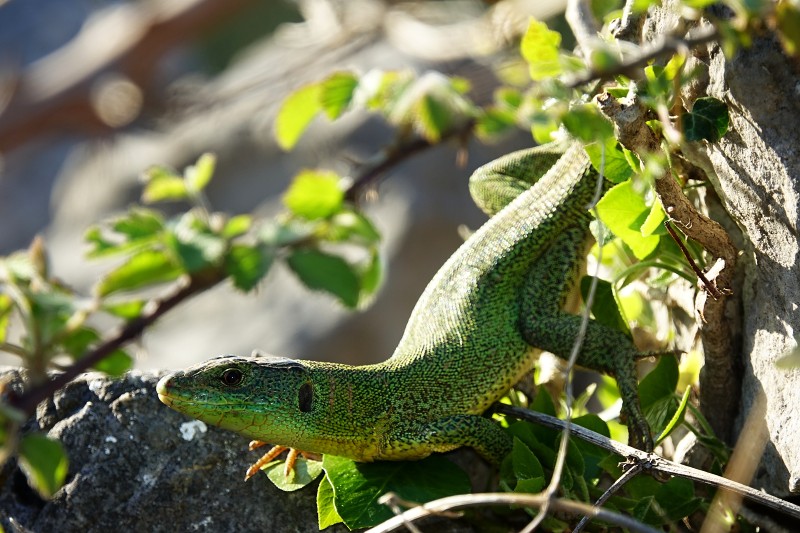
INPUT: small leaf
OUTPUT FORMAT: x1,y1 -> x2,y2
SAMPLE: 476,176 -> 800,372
417,93 -> 451,142
595,180 -> 660,259
286,250 -> 360,308
777,2 -> 800,56
221,215 -> 252,238
225,244 -> 274,292
102,299 -> 146,320
521,18 -> 562,80
168,214 -> 226,273
262,456 -> 324,491
283,170 -> 344,220
656,386 -> 691,443
357,250 -> 382,306
683,97 -> 729,142
511,437 -> 544,481
327,210 -> 381,244
141,167 -> 188,203
184,153 -> 216,194
322,455 -> 470,530
562,105 -> 614,143
19,434 -> 69,499
584,138 -> 634,184
0,294 -> 12,343
275,82 -> 323,150
639,356 -> 679,437
93,349 -> 133,376
475,108 -> 517,141
317,475 -> 344,529
96,250 -> 182,296
319,71 -> 358,119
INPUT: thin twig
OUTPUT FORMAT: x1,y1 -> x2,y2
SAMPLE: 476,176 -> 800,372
368,492 -> 661,533
664,220 -> 722,298
573,461 -> 644,532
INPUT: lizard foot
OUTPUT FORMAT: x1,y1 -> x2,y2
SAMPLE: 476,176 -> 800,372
244,441 -> 320,480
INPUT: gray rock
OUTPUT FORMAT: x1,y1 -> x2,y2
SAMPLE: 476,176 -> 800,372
0,368 -> 342,532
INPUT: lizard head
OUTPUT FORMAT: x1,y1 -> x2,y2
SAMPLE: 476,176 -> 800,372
156,354 -> 316,444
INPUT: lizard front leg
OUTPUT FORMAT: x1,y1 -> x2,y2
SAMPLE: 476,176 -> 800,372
519,226 -> 654,451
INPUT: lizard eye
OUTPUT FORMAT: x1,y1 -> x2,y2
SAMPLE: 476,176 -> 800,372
220,368 -> 244,387
298,382 -> 313,413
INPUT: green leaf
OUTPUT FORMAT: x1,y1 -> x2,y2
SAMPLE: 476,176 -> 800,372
683,97 -> 729,142
141,166 -> 188,203
0,294 -> 12,343
167,214 -> 226,273
417,93 -> 451,142
656,386 -> 690,443
638,356 -> 679,437
595,180 -> 660,259
655,477 -> 702,521
221,215 -> 252,238
475,108 -> 517,141
585,139 -> 634,184
283,170 -> 344,220
515,476 -> 545,494
85,210 -> 165,259
322,455 -> 470,530
358,250 -> 383,305
19,433 -> 68,499
94,349 -> 133,376
96,250 -> 182,296
224,244 -> 274,292
287,249 -> 360,308
326,210 -> 381,244
580,276 -> 630,335
317,475 -> 344,529
640,200 -> 666,237
319,72 -> 358,119
184,153 -> 216,194
102,299 -> 146,320
275,82 -> 323,150
562,105 -> 614,143
777,2 -> 800,56
572,414 -> 612,480
521,18 -> 562,80
262,456 -> 324,491
511,437 -> 544,481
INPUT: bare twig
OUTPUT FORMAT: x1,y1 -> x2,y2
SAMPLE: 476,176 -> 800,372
368,492 -> 661,533
573,461 -> 643,532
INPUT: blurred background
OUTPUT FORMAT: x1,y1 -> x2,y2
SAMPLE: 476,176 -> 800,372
0,0 -> 566,370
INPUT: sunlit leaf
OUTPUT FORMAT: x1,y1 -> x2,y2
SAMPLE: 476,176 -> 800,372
283,170 -> 344,220
521,18 -> 562,80
317,475 -> 344,529
185,153 -> 216,194
287,250 -> 360,308
225,244 -> 274,292
275,82 -> 323,150
19,434 -> 68,499
595,181 -> 660,259
319,71 -> 358,119
96,250 -> 182,296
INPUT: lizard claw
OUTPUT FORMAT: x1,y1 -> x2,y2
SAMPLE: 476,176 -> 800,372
244,443 -> 321,480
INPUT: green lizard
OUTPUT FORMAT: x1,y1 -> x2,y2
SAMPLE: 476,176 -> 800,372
157,142 -> 654,475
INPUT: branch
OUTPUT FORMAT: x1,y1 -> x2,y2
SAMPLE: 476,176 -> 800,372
7,272 -> 223,416
496,404 -> 800,521
565,26 -> 719,88
344,119 -> 475,202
